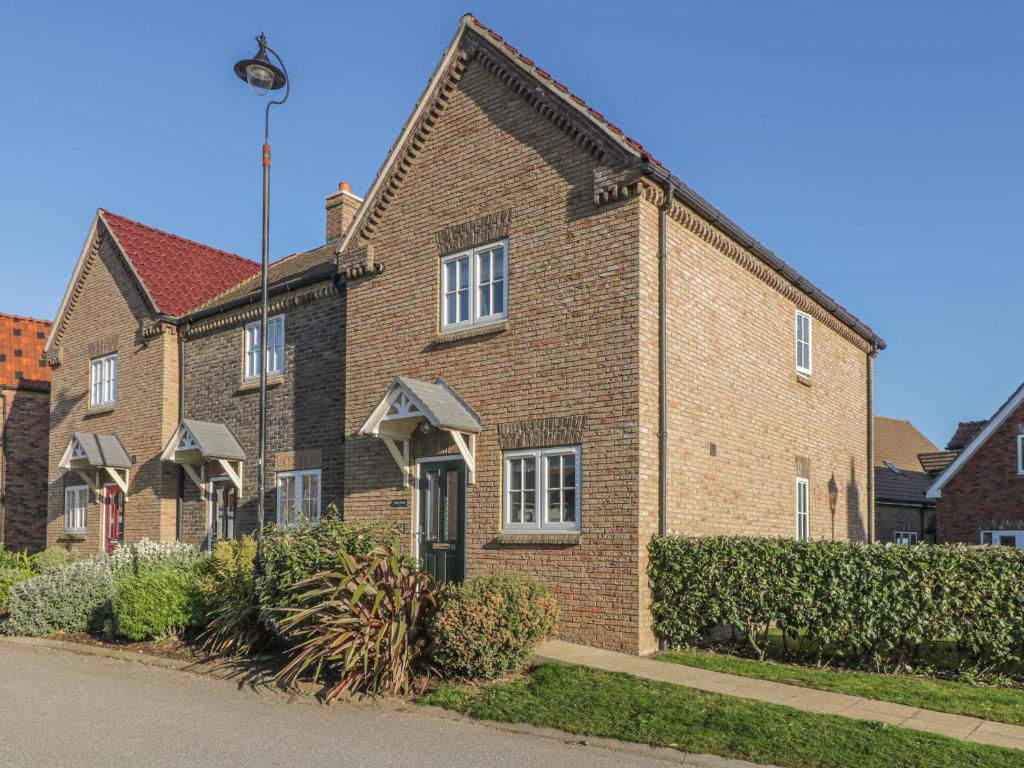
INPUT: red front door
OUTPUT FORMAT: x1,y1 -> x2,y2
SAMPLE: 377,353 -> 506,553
103,485 -> 124,553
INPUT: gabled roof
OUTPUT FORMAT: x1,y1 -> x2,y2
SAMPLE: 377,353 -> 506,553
360,376 -> 481,438
927,382 -> 1024,499
59,432 -> 131,470
339,14 -> 884,350
99,210 -> 260,316
0,312 -> 51,391
874,466 -> 935,507
873,416 -> 938,472
189,244 -> 336,314
47,210 -> 260,354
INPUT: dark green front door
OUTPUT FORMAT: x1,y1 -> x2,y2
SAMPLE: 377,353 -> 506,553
418,459 -> 465,583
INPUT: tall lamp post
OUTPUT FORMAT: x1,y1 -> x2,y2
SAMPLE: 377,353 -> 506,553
233,34 -> 289,569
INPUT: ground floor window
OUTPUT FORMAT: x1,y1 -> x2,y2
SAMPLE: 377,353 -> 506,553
981,530 -> 1024,547
64,485 -> 89,533
795,477 -> 809,541
276,468 -> 321,526
893,530 -> 919,545
503,446 -> 581,532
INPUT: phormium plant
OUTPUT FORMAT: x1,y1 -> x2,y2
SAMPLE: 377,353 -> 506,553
274,546 -> 436,699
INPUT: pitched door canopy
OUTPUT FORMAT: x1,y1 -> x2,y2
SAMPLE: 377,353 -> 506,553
58,432 -> 131,493
161,419 -> 246,495
359,376 -> 481,484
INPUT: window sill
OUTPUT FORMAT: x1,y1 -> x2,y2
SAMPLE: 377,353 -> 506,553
795,372 -> 812,387
487,532 -> 581,547
434,319 -> 508,346
237,375 -> 284,394
85,404 -> 116,417
58,532 -> 87,542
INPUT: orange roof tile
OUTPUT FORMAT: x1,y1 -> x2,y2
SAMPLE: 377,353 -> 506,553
0,312 -> 52,391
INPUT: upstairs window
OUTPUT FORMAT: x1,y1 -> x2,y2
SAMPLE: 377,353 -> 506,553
440,240 -> 507,331
90,353 -> 118,407
795,477 -> 809,541
1018,434 -> 1024,476
244,315 -> 285,381
795,311 -> 812,375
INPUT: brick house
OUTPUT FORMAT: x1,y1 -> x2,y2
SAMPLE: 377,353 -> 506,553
335,15 -> 884,653
0,312 -> 51,551
927,383 -> 1024,545
44,210 -> 259,553
873,416 -> 939,544
43,15 -> 885,653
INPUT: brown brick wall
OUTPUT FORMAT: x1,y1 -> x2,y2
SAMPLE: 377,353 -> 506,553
46,230 -> 179,553
635,188 -> 872,652
937,399 -> 1024,542
342,53 -> 645,653
1,387 -> 49,551
180,288 -> 346,546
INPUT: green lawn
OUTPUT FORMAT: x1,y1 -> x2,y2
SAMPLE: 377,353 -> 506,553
661,648 -> 1024,725
419,663 -> 1024,768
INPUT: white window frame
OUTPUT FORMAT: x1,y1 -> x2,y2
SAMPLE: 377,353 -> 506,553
795,477 -> 809,541
275,468 -> 322,526
440,239 -> 508,332
503,446 -> 581,533
64,485 -> 89,533
981,530 -> 1024,547
795,310 -> 812,375
893,530 -> 919,545
244,314 -> 285,382
90,352 -> 118,407
1017,434 -> 1024,476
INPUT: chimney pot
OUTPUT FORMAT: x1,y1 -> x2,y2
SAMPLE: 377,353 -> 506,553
339,181 -> 351,193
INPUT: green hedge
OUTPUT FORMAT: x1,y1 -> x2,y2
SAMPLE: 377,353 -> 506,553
648,536 -> 1024,672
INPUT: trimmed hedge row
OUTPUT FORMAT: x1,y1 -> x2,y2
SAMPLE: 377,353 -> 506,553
649,536 -> 1024,672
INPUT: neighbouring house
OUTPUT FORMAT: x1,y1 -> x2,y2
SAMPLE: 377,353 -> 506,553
44,210 -> 259,554
43,14 -> 884,653
873,416 -> 939,544
0,312 -> 51,552
927,383 -> 1024,545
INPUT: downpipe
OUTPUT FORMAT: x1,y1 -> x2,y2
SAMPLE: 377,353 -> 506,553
658,180 -> 675,538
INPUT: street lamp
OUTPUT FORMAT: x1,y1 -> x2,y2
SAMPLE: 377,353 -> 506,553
233,33 -> 289,570
827,474 -> 839,541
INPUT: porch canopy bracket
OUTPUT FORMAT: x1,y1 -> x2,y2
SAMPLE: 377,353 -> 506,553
161,419 -> 246,495
59,432 -> 131,493
359,376 -> 481,485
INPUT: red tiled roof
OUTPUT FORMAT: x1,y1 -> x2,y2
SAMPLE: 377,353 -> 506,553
99,210 -> 259,316
463,15 -> 883,348
0,312 -> 52,391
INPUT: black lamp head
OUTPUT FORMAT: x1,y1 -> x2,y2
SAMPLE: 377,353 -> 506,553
233,33 -> 287,96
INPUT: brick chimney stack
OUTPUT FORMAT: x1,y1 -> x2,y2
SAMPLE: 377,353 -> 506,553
325,181 -> 363,243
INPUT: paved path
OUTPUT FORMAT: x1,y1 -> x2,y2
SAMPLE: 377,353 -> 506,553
537,640 -> 1024,751
0,641 -> 760,768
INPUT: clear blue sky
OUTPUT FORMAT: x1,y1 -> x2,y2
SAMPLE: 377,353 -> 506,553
3,1 -> 1021,446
